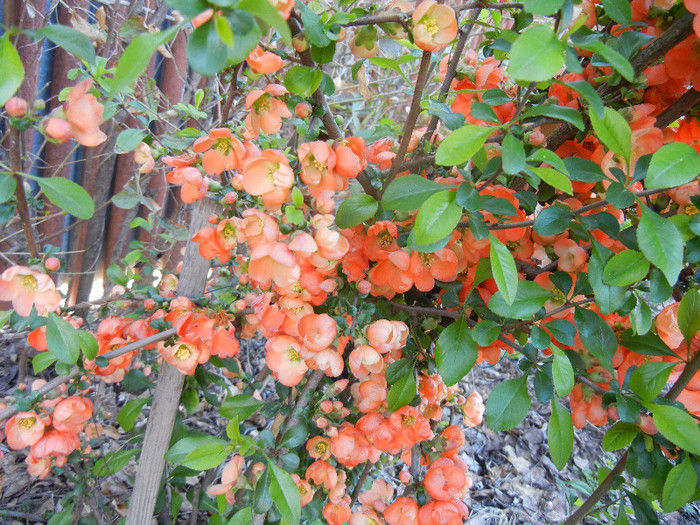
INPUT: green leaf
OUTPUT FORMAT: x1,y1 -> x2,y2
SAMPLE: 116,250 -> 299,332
279,423 -> 309,449
552,347 -> 574,397
564,80 -> 605,119
575,308 -> 617,372
602,421 -> 639,451
603,250 -> 649,287
215,15 -> 234,47
220,394 -> 264,420
637,205 -> 683,287
92,449 -> 139,477
33,176 -> 95,219
238,0 -> 291,44
629,362 -> 676,402
0,173 -> 17,203
486,376 -> 531,431
0,34 -> 24,106
297,2 -> 330,47
284,66 -> 323,96
543,319 -> 576,346
589,107 -> 631,162
254,467 -> 273,514
166,435 -> 228,464
78,331 -> 98,360
187,20 -> 229,76
47,503 -> 75,525
227,508 -> 253,525
489,234 -> 519,305
116,129 -> 147,152
588,41 -> 635,81
630,298 -> 652,335
645,143 -> 700,189
40,24 -> 96,65
335,194 -> 378,229
548,399 -> 574,470
534,204 -> 573,236
507,25 -> 566,82
563,156 -> 606,182
435,318 -> 478,386
589,242 -> 629,314
111,191 -> 140,210
488,281 -> 552,319
678,289 -> 700,347
521,104 -> 584,130
529,166 -> 573,195
370,57 -> 411,85
382,174 -> 451,212
33,352 -> 57,374
387,368 -> 417,411
269,462 -> 302,524
46,313 -> 80,364
620,332 -> 679,358
435,125 -> 494,166
501,133 -> 526,175
524,0 -> 565,15
117,398 -> 150,431
602,0 -> 632,24
111,26 -> 178,96
662,457 -> 697,512
414,190 -> 463,245
182,443 -> 230,471
651,403 -> 700,456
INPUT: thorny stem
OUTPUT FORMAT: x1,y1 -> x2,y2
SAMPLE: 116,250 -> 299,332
9,127 -> 38,259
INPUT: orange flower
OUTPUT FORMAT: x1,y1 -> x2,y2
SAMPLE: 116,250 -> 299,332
293,473 -> 315,506
424,457 -> 471,501
298,313 -> 337,353
385,497 -> 419,525
333,137 -> 367,179
461,391 -> 485,427
269,0 -> 295,19
51,396 -> 93,434
348,344 -> 384,378
655,302 -> 684,350
306,436 -> 332,461
265,335 -> 309,386
357,479 -> 394,513
159,340 -> 208,375
166,166 -> 208,203
245,84 -> 292,138
0,266 -> 61,317
25,454 -> 51,479
408,248 -> 458,292
30,430 -> 81,465
352,374 -> 388,413
299,141 -> 338,197
241,149 -> 294,209
412,1 -> 457,53
248,241 -> 300,290
366,319 -> 408,354
306,459 -> 338,490
331,424 -> 372,467
553,238 -> 587,273
4,412 -> 46,450
388,405 -> 434,450
206,455 -> 244,505
418,500 -> 469,525
246,46 -> 285,75
64,79 -> 106,147
193,128 -> 246,175
134,142 -> 155,173
324,499 -> 352,525
364,221 -> 399,261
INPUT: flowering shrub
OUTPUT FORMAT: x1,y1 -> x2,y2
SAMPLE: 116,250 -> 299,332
1,0 -> 700,524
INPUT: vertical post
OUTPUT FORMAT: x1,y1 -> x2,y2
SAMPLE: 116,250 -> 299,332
126,197 -> 218,525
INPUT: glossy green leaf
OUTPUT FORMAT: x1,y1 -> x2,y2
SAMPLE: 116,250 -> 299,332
529,166 -> 573,195
637,205 -> 683,287
486,376 -> 531,431
521,104 -> 584,130
602,0 -> 632,24
116,129 -> 147,152
524,0 -> 565,15
602,421 -> 639,451
603,250 -> 649,287
382,174 -> 446,212
31,174 -> 95,220
219,395 -> 264,420
589,107 -> 631,162
435,318 -> 478,386
46,313 -> 80,364
507,25 -> 566,82
269,461 -> 302,524
182,443 -> 230,471
40,24 -> 96,65
0,34 -> 24,106
335,194 -> 378,229
629,362 -> 676,402
488,281 -> 552,319
651,403 -> 700,456
501,133 -> 526,175
575,307 -> 617,372
92,449 -> 139,477
662,457 -> 697,512
117,398 -> 150,431
548,398 -> 574,469
645,143 -> 700,189
238,0 -> 291,44
489,234 -> 519,305
33,352 -> 57,374
227,508 -> 253,525
387,368 -> 416,411
435,125 -> 494,166
534,204 -> 573,236
414,190 -> 463,245
552,347 -> 574,397
0,173 -> 16,203
677,289 -> 700,347
284,66 -> 323,96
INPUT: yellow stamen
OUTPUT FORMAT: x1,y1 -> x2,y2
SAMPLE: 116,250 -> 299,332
175,344 -> 191,360
18,416 -> 36,429
419,252 -> 433,266
287,347 -> 301,362
401,414 -> 416,427
422,18 -> 439,35
20,275 -> 38,292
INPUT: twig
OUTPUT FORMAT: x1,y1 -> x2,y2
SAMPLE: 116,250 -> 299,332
350,461 -> 373,506
654,88 -> 700,129
344,2 -> 524,26
0,327 -> 177,425
9,127 -> 38,259
389,301 -> 462,319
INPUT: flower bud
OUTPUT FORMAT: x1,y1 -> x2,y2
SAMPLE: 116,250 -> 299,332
6,97 -> 29,118
44,117 -> 72,143
292,34 -> 309,53
44,257 -> 61,272
295,102 -> 312,119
